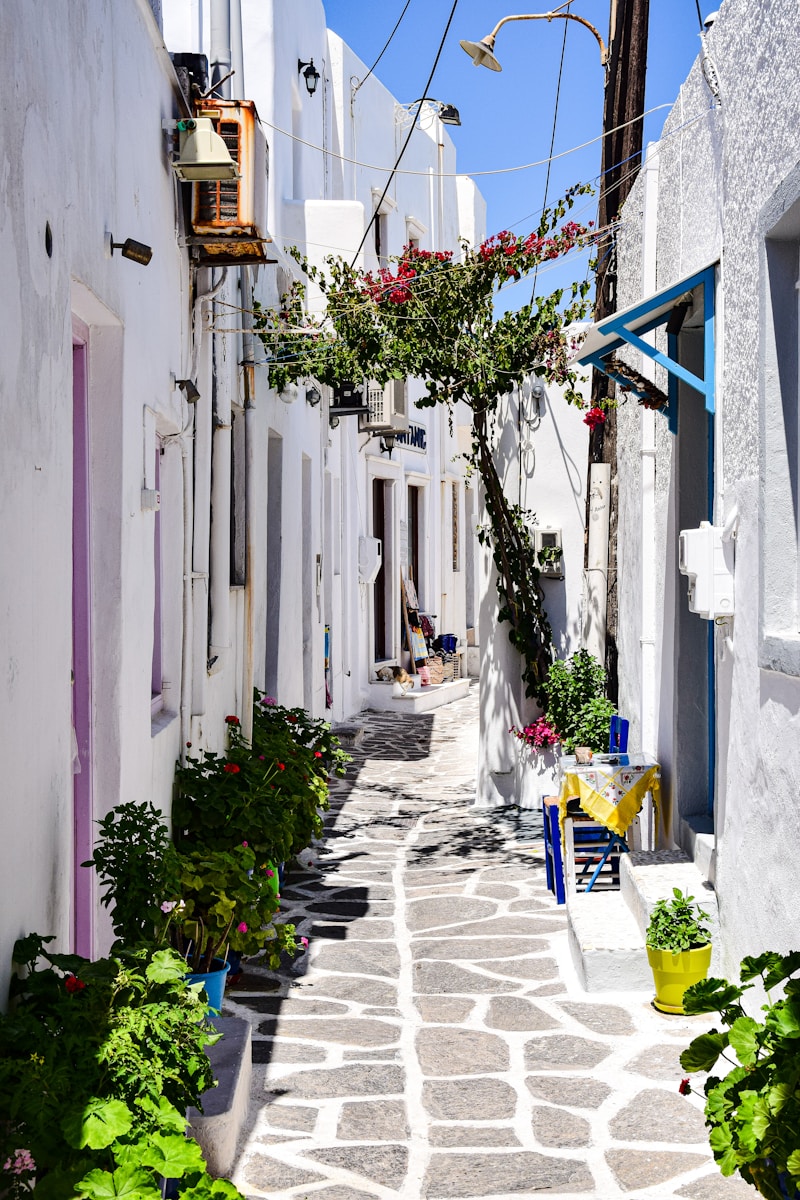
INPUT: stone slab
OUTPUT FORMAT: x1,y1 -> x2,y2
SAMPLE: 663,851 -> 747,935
417,1027 -> 509,1075
413,960 -> 518,994
610,1088 -> 708,1143
524,1034 -> 612,1071
531,1104 -> 592,1147
526,1074 -> 612,1108
265,1064 -> 405,1100
337,1100 -> 409,1141
486,996 -> 559,1032
187,1017 -> 251,1178
606,1148 -> 709,1191
422,1151 -> 594,1196
305,1144 -> 408,1189
422,1078 -> 518,1120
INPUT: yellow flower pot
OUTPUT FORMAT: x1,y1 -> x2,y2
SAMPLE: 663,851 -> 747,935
646,943 -> 712,1014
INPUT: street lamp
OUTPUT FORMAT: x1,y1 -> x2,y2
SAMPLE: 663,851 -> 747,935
460,6 -> 609,71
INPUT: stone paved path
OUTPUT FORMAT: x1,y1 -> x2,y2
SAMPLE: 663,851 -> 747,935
225,686 -> 751,1200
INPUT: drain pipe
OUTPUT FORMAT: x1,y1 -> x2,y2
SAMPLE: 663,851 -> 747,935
180,267 -> 229,755
241,267 -> 257,743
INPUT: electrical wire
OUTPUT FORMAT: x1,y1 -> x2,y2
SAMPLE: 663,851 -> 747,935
693,0 -> 705,31
350,0 -> 460,265
260,100 -> 680,179
351,0 -> 415,97
530,17 -> 569,303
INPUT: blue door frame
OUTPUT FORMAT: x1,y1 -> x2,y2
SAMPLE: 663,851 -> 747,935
578,265 -> 717,819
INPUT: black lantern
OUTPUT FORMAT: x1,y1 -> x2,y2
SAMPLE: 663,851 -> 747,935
298,59 -> 321,97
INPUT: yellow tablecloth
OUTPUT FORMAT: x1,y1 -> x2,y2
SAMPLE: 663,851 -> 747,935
558,762 -> 661,839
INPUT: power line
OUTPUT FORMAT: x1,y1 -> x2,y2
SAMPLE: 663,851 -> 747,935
351,0 -> 415,98
530,17 -> 569,303
350,0 -> 460,266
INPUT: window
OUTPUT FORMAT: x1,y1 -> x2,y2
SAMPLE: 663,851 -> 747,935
374,211 -> 388,268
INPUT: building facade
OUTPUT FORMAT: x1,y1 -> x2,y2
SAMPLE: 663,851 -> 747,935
583,0 -> 800,975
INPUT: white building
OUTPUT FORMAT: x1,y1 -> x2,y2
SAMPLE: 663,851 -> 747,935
577,0 -> 800,975
0,0 -> 484,1004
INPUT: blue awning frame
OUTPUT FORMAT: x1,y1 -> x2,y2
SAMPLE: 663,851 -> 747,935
575,264 -> 716,435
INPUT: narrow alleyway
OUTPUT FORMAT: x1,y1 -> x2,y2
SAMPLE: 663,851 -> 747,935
225,687 -> 749,1200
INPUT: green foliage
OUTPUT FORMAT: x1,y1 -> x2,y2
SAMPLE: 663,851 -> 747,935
680,951 -> 800,1196
253,193 -> 596,702
82,802 -> 173,949
0,936 -> 244,1199
646,888 -> 712,953
539,651 -> 615,752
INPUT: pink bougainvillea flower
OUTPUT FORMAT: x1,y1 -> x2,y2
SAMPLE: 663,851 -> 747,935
261,696 -> 277,706
224,763 -> 241,774
237,922 -> 248,933
225,714 -> 240,725
300,937 -> 309,948
241,841 -> 248,848
583,406 -> 608,430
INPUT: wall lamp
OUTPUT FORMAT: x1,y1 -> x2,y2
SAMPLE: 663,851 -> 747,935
460,6 -> 609,71
298,58 -> 321,96
177,378 -> 201,403
164,117 -> 239,182
405,98 -> 462,126
379,433 -> 396,457
305,382 -> 322,407
109,235 -> 153,266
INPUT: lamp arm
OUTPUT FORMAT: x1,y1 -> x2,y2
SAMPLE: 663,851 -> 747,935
488,11 -> 608,65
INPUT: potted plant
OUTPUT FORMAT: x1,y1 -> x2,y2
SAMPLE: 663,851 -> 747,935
645,887 -> 713,1013
538,650 -> 616,754
680,951 -> 800,1199
0,934 -> 245,1199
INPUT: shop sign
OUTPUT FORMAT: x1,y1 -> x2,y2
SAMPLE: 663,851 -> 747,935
395,423 -> 427,452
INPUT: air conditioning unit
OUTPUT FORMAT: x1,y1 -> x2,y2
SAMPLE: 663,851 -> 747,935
535,527 -> 564,579
188,99 -> 270,265
359,379 -> 410,434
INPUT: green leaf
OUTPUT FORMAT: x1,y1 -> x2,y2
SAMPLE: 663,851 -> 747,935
75,1165 -> 162,1199
63,1098 -> 133,1150
683,978 -> 745,1014
137,1132 -> 206,1177
680,1031 -> 729,1072
179,1177 -> 246,1199
786,1150 -> 800,1175
145,949 -> 185,984
763,951 -> 800,991
708,1122 -> 740,1175
134,1095 -> 188,1132
728,1016 -> 762,1066
766,1000 -> 800,1038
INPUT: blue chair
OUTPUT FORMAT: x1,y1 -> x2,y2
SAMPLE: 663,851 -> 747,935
608,715 -> 629,754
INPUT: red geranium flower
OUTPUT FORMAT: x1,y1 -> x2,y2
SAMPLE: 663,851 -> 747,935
678,1078 -> 692,1096
277,762 -> 285,771
224,763 -> 241,774
65,975 -> 85,993
225,715 -> 240,726
314,751 -> 323,758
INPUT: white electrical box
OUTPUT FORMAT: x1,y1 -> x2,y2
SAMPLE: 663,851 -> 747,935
358,536 -> 383,584
678,521 -> 735,619
535,527 -> 564,579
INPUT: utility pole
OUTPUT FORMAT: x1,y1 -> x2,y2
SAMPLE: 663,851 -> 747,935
586,0 -> 650,699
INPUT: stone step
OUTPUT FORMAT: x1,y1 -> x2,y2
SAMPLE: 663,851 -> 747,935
620,849 -> 721,974
566,891 -> 653,993
365,677 -> 470,713
187,1016 -> 251,1178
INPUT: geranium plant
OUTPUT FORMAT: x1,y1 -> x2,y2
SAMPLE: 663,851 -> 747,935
539,650 -> 615,753
680,951 -> 800,1199
254,190 -> 598,701
0,935 -> 244,1200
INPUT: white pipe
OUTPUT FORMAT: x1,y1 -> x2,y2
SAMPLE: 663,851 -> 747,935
209,279 -> 233,664
179,404 -> 195,763
241,267 -> 257,743
210,0 -> 231,95
190,269 -> 228,717
583,463 -> 610,662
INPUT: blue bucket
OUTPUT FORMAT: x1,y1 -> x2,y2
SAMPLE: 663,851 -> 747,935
185,958 -> 230,1015
440,634 -> 458,654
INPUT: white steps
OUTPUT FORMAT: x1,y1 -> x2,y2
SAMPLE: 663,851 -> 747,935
566,848 -> 720,992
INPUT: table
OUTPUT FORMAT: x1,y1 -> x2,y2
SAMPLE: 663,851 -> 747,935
557,754 -> 661,894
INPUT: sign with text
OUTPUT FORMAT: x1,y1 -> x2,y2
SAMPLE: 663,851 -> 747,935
395,423 -> 427,452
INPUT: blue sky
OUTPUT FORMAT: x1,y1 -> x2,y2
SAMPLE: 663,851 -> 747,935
325,0 -> 706,309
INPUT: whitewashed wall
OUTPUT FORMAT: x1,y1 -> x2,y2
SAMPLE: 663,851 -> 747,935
476,371 -> 591,809
613,0 -> 800,977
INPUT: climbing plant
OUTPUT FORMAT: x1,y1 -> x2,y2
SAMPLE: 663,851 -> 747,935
254,187 -> 596,701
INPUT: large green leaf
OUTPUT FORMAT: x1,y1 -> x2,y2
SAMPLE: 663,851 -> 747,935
681,1032 -> 729,1073
74,1165 -> 162,1199
728,1016 -> 762,1066
766,1001 -> 800,1039
708,1122 -> 740,1175
137,1132 -> 206,1177
63,1098 -> 133,1150
179,1176 -> 246,1199
683,978 -> 745,1014
145,949 -> 185,984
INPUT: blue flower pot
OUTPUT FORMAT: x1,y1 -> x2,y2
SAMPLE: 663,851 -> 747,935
185,958 -> 230,1015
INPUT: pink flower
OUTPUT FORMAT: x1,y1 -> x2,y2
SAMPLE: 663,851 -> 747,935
258,754 -> 265,760
160,900 -> 177,913
242,841 -> 248,848
300,937 -> 309,948
237,922 -> 248,933
266,869 -> 274,878
583,406 -> 608,430
261,696 -> 277,706
3,1150 -> 35,1176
